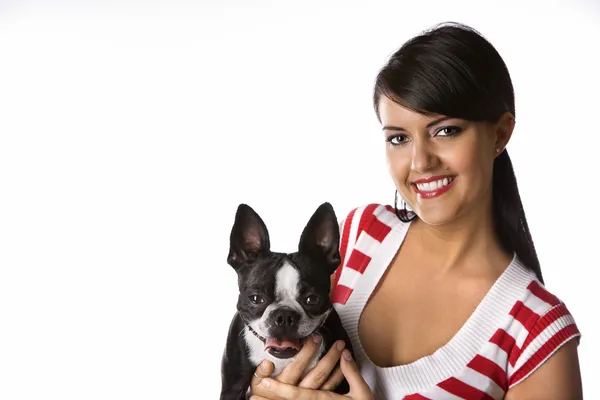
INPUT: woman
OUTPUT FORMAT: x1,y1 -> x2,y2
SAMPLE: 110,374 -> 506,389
249,22 -> 583,399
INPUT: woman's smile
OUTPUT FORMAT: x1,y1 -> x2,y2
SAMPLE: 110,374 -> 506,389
411,175 -> 456,199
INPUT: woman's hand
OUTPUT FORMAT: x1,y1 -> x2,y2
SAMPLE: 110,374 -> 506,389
250,347 -> 373,400
249,334 -> 373,399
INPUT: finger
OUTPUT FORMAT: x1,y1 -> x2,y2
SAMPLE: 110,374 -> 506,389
340,349 -> 373,399
277,334 -> 322,384
320,366 -> 344,391
298,340 -> 345,389
250,360 -> 274,391
250,360 -> 287,400
258,377 -> 326,400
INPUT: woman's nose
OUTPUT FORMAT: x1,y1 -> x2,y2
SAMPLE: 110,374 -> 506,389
410,139 -> 438,173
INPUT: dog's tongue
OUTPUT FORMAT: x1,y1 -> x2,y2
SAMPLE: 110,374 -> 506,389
265,337 -> 302,351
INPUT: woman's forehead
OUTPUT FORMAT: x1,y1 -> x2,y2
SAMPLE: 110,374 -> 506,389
379,96 -> 447,127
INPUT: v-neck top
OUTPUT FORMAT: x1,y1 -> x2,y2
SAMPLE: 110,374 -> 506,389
331,204 -> 581,399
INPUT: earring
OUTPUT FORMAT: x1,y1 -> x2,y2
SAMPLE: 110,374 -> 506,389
496,148 -> 501,153
394,190 -> 416,223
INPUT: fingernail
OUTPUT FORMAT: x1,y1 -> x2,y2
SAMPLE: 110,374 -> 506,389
343,349 -> 352,361
336,340 -> 345,351
260,359 -> 269,370
261,378 -> 271,388
313,334 -> 322,343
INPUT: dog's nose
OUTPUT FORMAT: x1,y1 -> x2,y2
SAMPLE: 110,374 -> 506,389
272,307 -> 300,329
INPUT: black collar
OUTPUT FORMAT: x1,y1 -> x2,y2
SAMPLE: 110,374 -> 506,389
247,325 -> 266,343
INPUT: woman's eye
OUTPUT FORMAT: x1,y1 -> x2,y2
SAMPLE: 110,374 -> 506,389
249,295 -> 265,305
387,134 -> 408,146
435,126 -> 462,137
305,295 -> 320,305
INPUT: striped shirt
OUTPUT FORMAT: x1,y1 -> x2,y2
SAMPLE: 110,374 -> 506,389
331,203 -> 581,399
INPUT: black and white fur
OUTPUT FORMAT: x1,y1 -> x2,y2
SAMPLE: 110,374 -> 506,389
220,202 -> 354,400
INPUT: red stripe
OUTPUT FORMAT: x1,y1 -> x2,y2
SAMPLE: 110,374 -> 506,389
356,204 -> 392,243
489,328 -> 516,357
508,324 -> 580,387
403,393 -> 430,399
438,377 -> 494,400
527,281 -> 561,307
345,249 -> 372,274
356,204 -> 379,238
467,354 -> 508,391
509,301 -> 540,332
334,210 -> 356,290
514,304 -> 572,365
365,213 -> 392,242
331,284 -> 352,305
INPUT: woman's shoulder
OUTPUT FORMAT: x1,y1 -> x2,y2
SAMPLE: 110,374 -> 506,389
331,203 -> 407,305
498,261 -> 581,388
507,260 -> 577,329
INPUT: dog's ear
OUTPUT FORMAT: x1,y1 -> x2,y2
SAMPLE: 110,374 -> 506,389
227,204 -> 271,270
298,202 -> 341,274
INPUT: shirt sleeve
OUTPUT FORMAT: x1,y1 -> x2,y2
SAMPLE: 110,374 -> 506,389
508,301 -> 581,388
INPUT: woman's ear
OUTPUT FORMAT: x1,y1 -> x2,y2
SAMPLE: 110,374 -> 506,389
494,112 -> 515,156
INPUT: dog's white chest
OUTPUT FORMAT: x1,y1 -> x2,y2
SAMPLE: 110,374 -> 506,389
243,329 -> 325,376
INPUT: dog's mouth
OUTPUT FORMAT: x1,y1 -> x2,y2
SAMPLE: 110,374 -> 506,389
247,325 -> 307,359
264,337 -> 303,359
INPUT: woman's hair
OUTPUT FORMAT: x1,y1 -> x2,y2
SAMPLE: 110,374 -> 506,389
373,22 -> 543,283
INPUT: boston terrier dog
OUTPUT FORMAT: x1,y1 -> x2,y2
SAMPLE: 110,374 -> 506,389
220,202 -> 354,400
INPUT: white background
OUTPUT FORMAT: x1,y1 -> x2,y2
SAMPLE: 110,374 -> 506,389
1,0 -> 598,399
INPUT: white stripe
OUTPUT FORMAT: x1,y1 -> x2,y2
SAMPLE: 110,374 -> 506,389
275,262 -> 300,301
504,319 -> 523,376
337,267 -> 361,289
513,322 -> 529,351
504,317 -> 523,347
478,342 -> 508,371
499,313 -> 529,356
459,367 -> 505,399
373,204 -> 397,228
422,385 -> 464,400
512,314 -> 576,372
522,292 -> 553,317
354,231 -> 380,259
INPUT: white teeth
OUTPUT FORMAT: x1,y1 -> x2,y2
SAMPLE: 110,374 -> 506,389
416,177 -> 454,192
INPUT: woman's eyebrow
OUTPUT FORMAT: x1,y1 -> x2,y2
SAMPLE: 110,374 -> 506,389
382,116 -> 453,132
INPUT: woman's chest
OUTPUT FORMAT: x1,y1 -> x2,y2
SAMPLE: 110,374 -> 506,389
357,263 -> 491,368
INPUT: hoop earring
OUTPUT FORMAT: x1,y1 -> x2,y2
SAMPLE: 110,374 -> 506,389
394,190 -> 416,222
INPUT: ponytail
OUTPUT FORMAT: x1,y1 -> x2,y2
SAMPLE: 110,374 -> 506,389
493,150 -> 543,283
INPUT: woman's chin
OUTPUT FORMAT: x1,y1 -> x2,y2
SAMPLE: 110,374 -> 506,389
413,208 -> 460,227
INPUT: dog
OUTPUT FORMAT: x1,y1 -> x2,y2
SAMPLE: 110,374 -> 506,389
220,202 -> 354,400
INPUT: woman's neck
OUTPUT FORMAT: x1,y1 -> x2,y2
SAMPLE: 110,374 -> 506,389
409,201 -> 507,275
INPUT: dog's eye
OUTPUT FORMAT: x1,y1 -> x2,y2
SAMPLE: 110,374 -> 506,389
305,295 -> 320,305
249,295 -> 265,305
